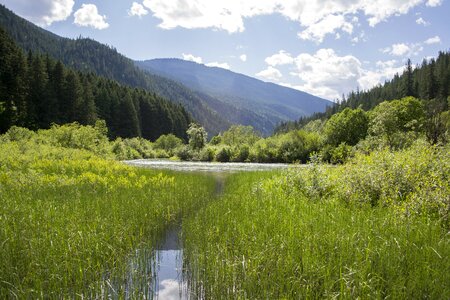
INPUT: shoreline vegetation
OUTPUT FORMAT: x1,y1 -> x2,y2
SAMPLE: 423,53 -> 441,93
0,118 -> 449,298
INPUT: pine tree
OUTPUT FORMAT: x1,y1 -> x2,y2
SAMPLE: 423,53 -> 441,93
61,70 -> 82,123
401,59 -> 414,97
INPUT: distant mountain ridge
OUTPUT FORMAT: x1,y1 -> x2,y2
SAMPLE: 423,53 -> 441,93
0,4 -> 229,135
137,59 -> 333,134
0,4 -> 332,136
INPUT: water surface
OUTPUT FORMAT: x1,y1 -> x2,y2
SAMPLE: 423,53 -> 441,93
124,159 -> 295,172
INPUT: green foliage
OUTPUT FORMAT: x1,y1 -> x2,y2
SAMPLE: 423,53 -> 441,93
187,123 -> 207,151
183,163 -> 449,298
154,134 -> 183,156
0,128 -> 216,298
0,5 -> 229,135
175,145 -> 193,161
37,123 -> 111,157
222,125 -> 260,146
324,107 -> 368,146
209,135 -> 222,145
329,142 -> 353,164
215,146 -> 232,162
277,51 -> 450,133
368,97 -> 425,149
0,26 -> 191,140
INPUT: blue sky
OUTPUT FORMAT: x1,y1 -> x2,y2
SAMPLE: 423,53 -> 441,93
1,0 -> 448,101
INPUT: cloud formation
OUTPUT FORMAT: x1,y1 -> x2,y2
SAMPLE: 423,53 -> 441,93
256,66 -> 283,81
415,17 -> 430,26
206,62 -> 231,69
424,35 -> 441,44
239,54 -> 247,62
298,14 -> 353,43
182,53 -> 203,63
74,4 -> 109,29
265,50 -> 294,66
261,48 -> 406,100
0,0 -> 74,26
129,2 -> 148,17
139,0 -> 439,42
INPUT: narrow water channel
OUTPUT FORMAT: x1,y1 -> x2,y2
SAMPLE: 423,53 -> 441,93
152,226 -> 187,299
118,160 -> 293,299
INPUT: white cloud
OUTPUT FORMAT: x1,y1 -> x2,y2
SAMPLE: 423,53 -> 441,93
205,62 -> 231,69
415,17 -> 429,26
391,43 -> 411,56
182,53 -> 203,64
74,4 -> 109,29
256,66 -> 282,81
298,14 -> 353,43
265,50 -> 294,66
239,54 -> 247,62
128,2 -> 148,17
264,49 -> 405,100
0,0 -> 74,26
358,60 -> 404,91
141,0 -> 431,43
381,42 -> 423,56
156,279 -> 185,300
426,0 -> 443,7
290,49 -> 362,100
424,35 -> 441,44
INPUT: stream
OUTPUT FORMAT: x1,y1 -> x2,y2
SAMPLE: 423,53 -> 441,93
119,160 -> 294,299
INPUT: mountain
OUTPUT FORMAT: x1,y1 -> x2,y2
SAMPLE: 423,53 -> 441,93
0,25 -> 192,139
0,4 -> 229,135
136,59 -> 333,135
0,4 -> 331,136
275,52 -> 450,133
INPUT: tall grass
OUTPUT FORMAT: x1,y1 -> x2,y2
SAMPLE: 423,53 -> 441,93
182,143 -> 450,298
0,139 -> 216,298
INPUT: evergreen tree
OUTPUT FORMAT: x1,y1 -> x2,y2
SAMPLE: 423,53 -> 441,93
78,75 -> 97,125
401,59 -> 414,97
61,70 -> 82,123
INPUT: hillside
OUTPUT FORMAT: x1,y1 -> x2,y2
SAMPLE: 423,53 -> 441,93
0,4 -> 229,135
137,59 -> 332,135
276,53 -> 450,132
0,26 -> 191,139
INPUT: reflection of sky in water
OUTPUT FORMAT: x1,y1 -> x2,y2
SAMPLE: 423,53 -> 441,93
124,159 -> 296,172
154,250 -> 187,299
157,279 -> 185,300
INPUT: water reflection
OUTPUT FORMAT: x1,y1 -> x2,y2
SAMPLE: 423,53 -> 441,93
124,159 -> 294,172
153,226 -> 187,300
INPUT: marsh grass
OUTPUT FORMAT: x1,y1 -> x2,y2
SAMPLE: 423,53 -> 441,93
183,156 -> 449,298
0,140 -> 216,298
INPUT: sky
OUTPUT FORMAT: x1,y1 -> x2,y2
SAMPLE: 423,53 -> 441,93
1,0 -> 448,101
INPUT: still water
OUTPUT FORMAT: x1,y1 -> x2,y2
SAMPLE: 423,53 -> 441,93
119,160 -> 294,299
124,159 -> 293,172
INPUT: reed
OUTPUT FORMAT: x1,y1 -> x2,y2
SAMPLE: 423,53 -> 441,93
0,140 -> 215,298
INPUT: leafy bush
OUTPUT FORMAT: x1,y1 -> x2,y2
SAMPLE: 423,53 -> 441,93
215,146 -> 232,162
154,134 -> 183,156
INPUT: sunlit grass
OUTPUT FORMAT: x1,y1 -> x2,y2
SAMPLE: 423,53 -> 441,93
183,167 -> 450,298
0,140 -> 215,298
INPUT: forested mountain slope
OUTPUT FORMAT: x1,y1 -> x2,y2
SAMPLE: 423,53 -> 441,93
277,53 -> 450,132
0,4 -> 229,135
137,59 -> 332,135
0,26 -> 191,140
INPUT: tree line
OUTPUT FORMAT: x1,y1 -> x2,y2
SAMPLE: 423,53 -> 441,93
0,27 -> 191,140
276,51 -> 450,133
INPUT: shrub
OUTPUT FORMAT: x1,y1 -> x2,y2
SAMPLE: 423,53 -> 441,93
215,146 -> 232,162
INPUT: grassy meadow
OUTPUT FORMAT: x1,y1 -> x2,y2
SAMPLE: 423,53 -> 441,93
182,142 -> 450,299
0,124 -> 449,298
0,126 -> 216,298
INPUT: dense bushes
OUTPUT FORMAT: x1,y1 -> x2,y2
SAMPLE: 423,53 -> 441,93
182,150 -> 450,298
284,140 -> 450,226
181,96 -> 448,164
